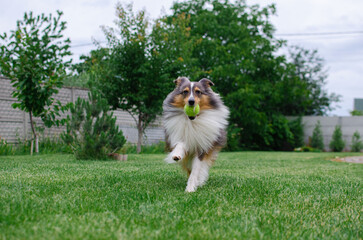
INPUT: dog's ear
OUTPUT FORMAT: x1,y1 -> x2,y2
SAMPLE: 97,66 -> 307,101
174,77 -> 189,86
199,78 -> 214,88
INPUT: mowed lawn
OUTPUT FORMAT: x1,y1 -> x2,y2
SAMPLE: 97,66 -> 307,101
0,152 -> 362,239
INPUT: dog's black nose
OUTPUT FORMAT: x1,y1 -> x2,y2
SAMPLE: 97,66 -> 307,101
188,98 -> 195,106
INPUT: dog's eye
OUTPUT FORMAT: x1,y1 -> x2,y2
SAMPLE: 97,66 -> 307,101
183,90 -> 189,95
195,90 -> 201,95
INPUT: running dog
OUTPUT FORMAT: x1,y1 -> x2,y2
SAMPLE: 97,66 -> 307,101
162,77 -> 229,192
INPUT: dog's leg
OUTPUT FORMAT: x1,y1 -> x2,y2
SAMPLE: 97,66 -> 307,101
185,157 -> 210,192
165,142 -> 186,163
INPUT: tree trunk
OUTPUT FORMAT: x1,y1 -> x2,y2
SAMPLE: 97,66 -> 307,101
29,111 -> 39,154
30,139 -> 34,156
136,115 -> 143,154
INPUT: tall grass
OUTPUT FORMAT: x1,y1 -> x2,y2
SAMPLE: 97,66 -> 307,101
0,137 -> 71,156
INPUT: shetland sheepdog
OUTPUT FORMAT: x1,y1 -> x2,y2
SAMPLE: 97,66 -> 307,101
162,77 -> 229,192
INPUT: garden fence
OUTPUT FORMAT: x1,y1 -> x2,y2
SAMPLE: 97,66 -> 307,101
0,76 -> 164,145
1,76 -> 363,151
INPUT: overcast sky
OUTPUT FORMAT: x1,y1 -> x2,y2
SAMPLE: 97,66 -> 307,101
1,0 -> 362,116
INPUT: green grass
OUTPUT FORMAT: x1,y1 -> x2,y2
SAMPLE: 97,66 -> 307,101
0,152 -> 362,239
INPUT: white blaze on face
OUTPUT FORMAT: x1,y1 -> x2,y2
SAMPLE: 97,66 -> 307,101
189,83 -> 194,102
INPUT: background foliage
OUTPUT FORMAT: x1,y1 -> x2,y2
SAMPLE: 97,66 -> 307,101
160,0 -> 338,150
351,131 -> 363,152
311,121 -> 325,151
61,89 -> 126,160
0,11 -> 72,154
9,0 -> 340,153
329,125 -> 345,152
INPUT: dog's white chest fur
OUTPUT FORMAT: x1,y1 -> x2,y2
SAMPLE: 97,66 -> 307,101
163,106 -> 229,154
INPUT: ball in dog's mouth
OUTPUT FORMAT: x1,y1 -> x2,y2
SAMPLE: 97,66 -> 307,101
184,104 -> 200,120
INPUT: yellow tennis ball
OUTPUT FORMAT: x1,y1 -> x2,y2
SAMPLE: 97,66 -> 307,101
184,104 -> 200,117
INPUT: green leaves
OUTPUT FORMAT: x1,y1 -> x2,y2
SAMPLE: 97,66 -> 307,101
329,125 -> 345,152
86,3 -> 193,152
164,0 -> 338,150
0,10 -> 72,154
351,131 -> 363,152
0,10 -> 71,125
61,89 -> 126,160
311,121 -> 325,151
287,46 -> 340,115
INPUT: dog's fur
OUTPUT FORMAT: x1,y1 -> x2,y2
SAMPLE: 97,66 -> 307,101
162,77 -> 229,192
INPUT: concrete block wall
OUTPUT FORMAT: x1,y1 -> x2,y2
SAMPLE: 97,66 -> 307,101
300,116 -> 363,151
2,76 -> 362,150
0,77 -> 164,145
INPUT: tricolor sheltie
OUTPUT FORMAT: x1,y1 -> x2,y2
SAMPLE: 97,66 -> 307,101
162,77 -> 229,192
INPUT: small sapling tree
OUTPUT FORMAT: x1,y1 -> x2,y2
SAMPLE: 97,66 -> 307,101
61,89 -> 126,160
0,11 -> 72,154
311,121 -> 324,151
351,131 -> 363,152
329,125 -> 345,152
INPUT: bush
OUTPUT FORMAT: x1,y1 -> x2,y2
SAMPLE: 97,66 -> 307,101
351,131 -> 363,152
329,125 -> 345,152
350,110 -> 363,116
0,139 -> 14,155
1,137 -> 69,156
226,116 -> 302,151
17,130 -> 71,154
61,89 -> 126,160
266,114 -> 294,151
311,121 -> 324,151
288,117 -> 304,149
294,146 -> 321,152
225,125 -> 243,151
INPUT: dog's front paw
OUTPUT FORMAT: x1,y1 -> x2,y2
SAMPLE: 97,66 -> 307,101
185,184 -> 197,193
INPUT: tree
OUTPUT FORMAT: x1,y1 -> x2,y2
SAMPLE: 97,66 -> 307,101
166,0 -> 295,150
166,0 -> 339,150
64,48 -> 110,88
287,45 -> 340,115
93,3 -> 193,153
288,117 -> 304,149
311,121 -> 324,151
350,110 -> 363,116
351,131 -> 363,152
0,11 -> 71,154
329,125 -> 345,152
61,89 -> 126,160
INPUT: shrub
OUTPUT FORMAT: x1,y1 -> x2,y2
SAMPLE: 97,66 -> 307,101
329,125 -> 345,152
0,139 -> 14,155
225,125 -> 243,151
266,114 -> 294,151
350,110 -> 363,116
1,137 -> 69,156
311,121 -> 324,151
294,146 -> 321,152
61,89 -> 126,160
15,137 -> 71,155
288,117 -> 304,149
351,131 -> 363,152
